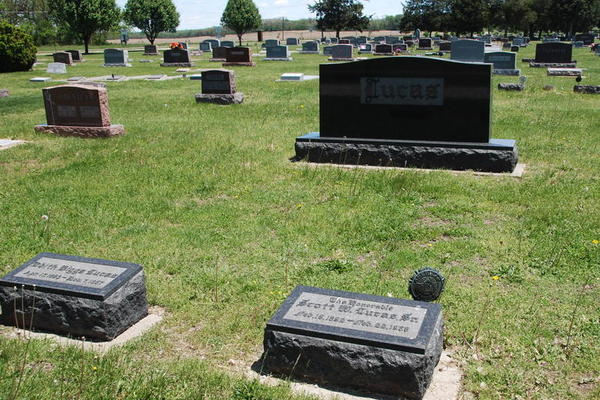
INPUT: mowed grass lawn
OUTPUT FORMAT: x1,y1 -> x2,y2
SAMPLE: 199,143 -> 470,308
0,42 -> 599,399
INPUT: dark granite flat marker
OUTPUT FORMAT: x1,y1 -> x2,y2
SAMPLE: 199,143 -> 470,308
261,286 -> 443,399
0,253 -> 148,340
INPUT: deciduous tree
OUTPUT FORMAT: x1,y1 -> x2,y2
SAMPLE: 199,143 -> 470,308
308,0 -> 371,39
221,0 -> 261,46
123,0 -> 179,45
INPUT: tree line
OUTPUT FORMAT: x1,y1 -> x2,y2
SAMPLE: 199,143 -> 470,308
400,0 -> 600,38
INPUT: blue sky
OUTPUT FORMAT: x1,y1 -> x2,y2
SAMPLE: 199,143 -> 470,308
116,0 -> 403,30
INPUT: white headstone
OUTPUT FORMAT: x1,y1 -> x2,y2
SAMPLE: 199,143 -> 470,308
46,63 -> 67,74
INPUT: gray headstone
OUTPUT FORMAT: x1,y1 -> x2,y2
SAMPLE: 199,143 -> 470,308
451,40 -> 485,62
200,42 -> 212,52
266,45 -> 290,59
286,38 -> 299,46
484,51 -> 516,70
0,253 -> 148,341
264,39 -> 279,47
46,63 -> 67,74
104,49 -> 128,65
302,41 -> 319,52
331,44 -> 353,59
221,40 -> 235,48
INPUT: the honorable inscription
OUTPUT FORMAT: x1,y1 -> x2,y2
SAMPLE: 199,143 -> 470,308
283,292 -> 427,339
360,77 -> 444,106
14,257 -> 126,289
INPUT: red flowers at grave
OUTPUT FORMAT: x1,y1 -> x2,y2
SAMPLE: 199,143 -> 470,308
170,42 -> 183,49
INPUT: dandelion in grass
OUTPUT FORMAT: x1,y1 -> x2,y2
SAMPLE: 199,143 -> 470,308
492,275 -> 500,281
592,240 -> 599,244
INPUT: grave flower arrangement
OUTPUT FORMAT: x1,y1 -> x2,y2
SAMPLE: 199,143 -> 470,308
170,42 -> 184,50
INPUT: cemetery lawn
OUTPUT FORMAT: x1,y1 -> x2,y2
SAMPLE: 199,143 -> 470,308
0,43 -> 599,400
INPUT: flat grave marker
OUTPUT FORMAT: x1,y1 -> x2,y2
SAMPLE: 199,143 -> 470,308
0,252 -> 148,341
261,286 -> 443,399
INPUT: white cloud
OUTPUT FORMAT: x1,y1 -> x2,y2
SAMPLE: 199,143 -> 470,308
274,0 -> 289,5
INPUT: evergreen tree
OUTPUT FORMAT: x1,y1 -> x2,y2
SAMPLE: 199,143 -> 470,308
124,0 -> 179,45
49,0 -> 120,54
448,0 -> 487,36
221,0 -> 261,46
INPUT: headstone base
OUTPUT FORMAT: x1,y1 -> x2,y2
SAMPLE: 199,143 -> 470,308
521,58 -> 534,62
529,62 -> 576,68
573,85 -> 600,94
103,63 -> 132,67
498,83 -> 524,91
222,62 -> 256,67
260,315 -> 443,400
373,52 -> 394,56
160,62 -> 193,67
209,58 -> 226,62
358,50 -> 373,54
34,124 -> 125,138
0,271 -> 147,341
0,89 -> 8,98
293,132 -> 518,173
298,51 -> 320,54
547,68 -> 582,76
264,57 -> 293,61
493,69 -> 521,76
195,93 -> 244,105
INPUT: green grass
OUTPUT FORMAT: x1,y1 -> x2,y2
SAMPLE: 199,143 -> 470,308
0,43 -> 599,399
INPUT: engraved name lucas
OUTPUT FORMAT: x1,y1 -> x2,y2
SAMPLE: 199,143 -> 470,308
13,257 -> 126,289
360,77 -> 444,106
283,292 -> 427,339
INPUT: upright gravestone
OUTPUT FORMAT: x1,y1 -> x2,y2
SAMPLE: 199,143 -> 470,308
34,84 -> 125,137
323,46 -> 334,56
53,52 -> 73,65
144,44 -> 159,55
418,38 -> 433,50
161,48 -> 193,67
393,44 -> 408,53
286,37 -> 299,46
512,37 -> 524,47
339,39 -> 350,45
531,42 -> 575,67
451,40 -> 485,62
573,41 -> 584,48
66,50 -> 83,62
46,63 -> 67,74
261,286 -> 443,399
358,43 -> 373,54
221,40 -> 235,48
265,45 -> 292,61
329,44 -> 354,61
200,42 -> 212,52
330,37 -> 338,44
300,41 -> 319,54
195,69 -> 243,105
204,39 -> 220,49
264,39 -> 278,48
574,33 -> 595,45
223,47 -> 255,66
293,57 -> 518,172
484,51 -> 519,75
210,46 -> 228,62
438,41 -> 451,52
103,49 -> 131,67
374,43 -> 393,56
0,253 -> 147,341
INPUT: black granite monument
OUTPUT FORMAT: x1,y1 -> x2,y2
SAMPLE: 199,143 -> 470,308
530,42 -> 576,67
0,253 -> 148,341
260,285 -> 443,399
293,57 -> 518,172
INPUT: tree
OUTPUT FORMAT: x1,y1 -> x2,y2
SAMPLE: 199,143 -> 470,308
123,0 -> 179,45
447,0 -> 487,36
308,0 -> 371,38
548,0 -> 600,37
0,20 -> 37,72
400,0 -> 450,35
49,0 -> 120,54
221,0 -> 261,46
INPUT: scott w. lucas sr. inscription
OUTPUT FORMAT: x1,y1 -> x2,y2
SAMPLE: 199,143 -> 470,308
14,257 -> 126,289
361,77 -> 444,106
284,292 -> 427,339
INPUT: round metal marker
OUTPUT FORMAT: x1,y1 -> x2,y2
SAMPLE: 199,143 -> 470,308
408,267 -> 445,302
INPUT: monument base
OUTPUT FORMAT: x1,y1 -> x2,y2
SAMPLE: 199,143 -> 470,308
547,68 -> 582,76
260,315 -> 443,400
160,62 -> 193,67
293,132 -> 518,173
298,51 -> 319,54
34,124 -> 125,138
574,85 -> 600,94
222,62 -> 256,67
103,63 -> 131,67
263,57 -> 293,61
0,271 -> 148,341
373,52 -> 393,56
209,58 -> 226,62
195,92 -> 244,105
529,62 -> 576,68
493,69 -> 521,76
498,83 -> 524,91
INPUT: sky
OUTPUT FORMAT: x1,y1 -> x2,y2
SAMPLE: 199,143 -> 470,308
116,0 -> 403,31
